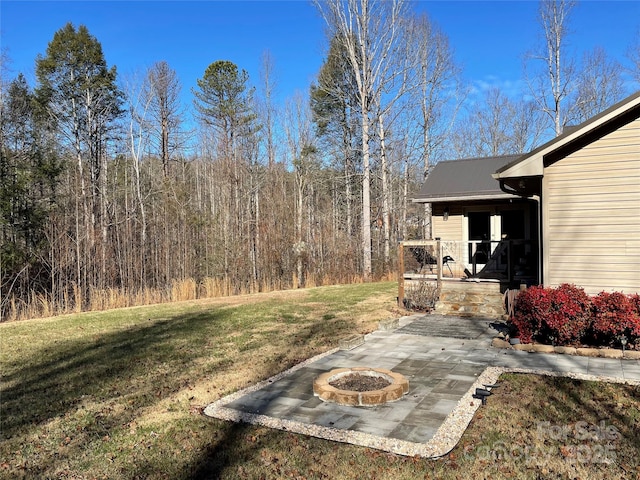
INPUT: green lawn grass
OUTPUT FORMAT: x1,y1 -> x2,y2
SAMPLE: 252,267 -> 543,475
1,281 -> 639,479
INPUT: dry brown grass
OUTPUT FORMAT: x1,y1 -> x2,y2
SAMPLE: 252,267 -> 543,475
2,274 -> 390,322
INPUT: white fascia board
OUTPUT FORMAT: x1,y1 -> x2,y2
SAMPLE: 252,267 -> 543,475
411,193 -> 517,204
492,155 -> 543,179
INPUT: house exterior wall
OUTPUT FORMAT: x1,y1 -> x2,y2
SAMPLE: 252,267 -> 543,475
543,117 -> 640,294
432,204 -> 464,241
431,205 -> 466,275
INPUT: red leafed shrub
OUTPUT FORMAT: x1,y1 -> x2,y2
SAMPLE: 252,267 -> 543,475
510,285 -> 547,344
511,285 -> 640,348
631,294 -> 640,342
589,292 -> 640,347
511,284 -> 591,345
630,294 -> 640,317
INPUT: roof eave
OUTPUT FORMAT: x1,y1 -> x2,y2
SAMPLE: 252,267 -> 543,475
494,90 -> 640,180
492,156 -> 543,179
412,193 -> 518,204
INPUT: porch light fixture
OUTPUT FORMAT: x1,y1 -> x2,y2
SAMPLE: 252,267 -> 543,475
443,206 -> 449,221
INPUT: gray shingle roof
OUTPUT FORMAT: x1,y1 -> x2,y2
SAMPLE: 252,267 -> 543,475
413,154 -> 520,203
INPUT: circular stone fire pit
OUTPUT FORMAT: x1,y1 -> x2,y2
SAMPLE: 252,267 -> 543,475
313,367 -> 409,406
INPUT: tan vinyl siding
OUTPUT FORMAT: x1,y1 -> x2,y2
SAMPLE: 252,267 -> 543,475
431,205 -> 464,242
543,117 -> 640,294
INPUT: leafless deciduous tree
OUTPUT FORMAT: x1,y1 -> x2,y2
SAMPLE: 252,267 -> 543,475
405,13 -> 463,240
525,0 -> 577,136
285,93 -> 316,287
451,88 -> 545,158
145,61 -> 185,176
627,30 -> 640,84
123,71 -> 152,254
574,47 -> 626,122
258,50 -> 278,168
313,0 -> 409,281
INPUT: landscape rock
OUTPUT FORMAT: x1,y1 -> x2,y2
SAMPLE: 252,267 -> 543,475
492,338 -> 511,349
599,348 -> 623,359
339,335 -> 365,350
554,346 -> 577,355
378,318 -> 399,331
576,348 -> 601,357
513,343 -> 535,352
531,344 -> 555,354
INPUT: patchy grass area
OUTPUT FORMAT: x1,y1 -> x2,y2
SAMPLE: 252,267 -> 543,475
1,281 -> 639,479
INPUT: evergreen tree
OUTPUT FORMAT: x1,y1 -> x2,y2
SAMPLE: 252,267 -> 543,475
1,74 -> 62,305
35,23 -> 123,292
310,35 -> 361,238
192,60 -> 258,152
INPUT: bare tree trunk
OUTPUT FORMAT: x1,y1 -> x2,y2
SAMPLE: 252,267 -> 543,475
314,0 -> 409,282
296,175 -> 304,287
401,155 -> 409,240
345,153 -> 353,238
147,61 -> 184,177
361,112 -> 372,281
378,111 -> 391,271
260,51 -> 277,168
525,0 -> 577,137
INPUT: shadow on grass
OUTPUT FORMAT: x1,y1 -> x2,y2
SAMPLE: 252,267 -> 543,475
548,376 -> 640,456
1,310 -> 228,441
1,304 -> 351,478
184,421 -> 255,479
497,373 -> 640,473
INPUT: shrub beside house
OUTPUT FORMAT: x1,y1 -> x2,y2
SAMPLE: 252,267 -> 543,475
511,284 -> 640,349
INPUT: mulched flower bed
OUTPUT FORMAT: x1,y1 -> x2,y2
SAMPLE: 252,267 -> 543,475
329,373 -> 391,392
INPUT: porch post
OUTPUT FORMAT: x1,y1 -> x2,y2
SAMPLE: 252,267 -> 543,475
436,238 -> 442,290
398,241 -> 405,308
507,240 -> 512,284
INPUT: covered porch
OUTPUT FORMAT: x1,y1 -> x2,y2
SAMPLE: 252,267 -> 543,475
399,238 -> 538,286
406,154 -> 541,312
397,239 -> 537,316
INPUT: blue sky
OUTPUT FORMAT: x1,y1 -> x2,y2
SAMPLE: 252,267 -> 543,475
2,1 -> 639,108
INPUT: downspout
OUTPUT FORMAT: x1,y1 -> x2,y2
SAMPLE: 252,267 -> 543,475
532,195 -> 542,287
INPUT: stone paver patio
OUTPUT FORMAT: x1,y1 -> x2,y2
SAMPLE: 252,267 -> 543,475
204,314 -> 640,457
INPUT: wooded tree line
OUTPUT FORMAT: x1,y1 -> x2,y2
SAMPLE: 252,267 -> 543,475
1,0 -> 638,320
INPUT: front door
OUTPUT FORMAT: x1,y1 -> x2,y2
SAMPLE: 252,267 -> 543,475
468,211 -> 491,267
500,210 -> 526,240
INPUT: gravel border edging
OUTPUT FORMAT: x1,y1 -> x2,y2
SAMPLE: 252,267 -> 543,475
202,314 -> 640,459
203,358 -> 640,459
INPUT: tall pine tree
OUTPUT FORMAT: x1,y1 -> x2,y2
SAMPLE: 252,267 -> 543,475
35,23 -> 123,293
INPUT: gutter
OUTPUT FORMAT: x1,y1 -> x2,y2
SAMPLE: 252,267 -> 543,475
411,193 -> 517,204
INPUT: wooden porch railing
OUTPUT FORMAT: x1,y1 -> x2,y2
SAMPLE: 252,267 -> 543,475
398,239 -> 537,307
